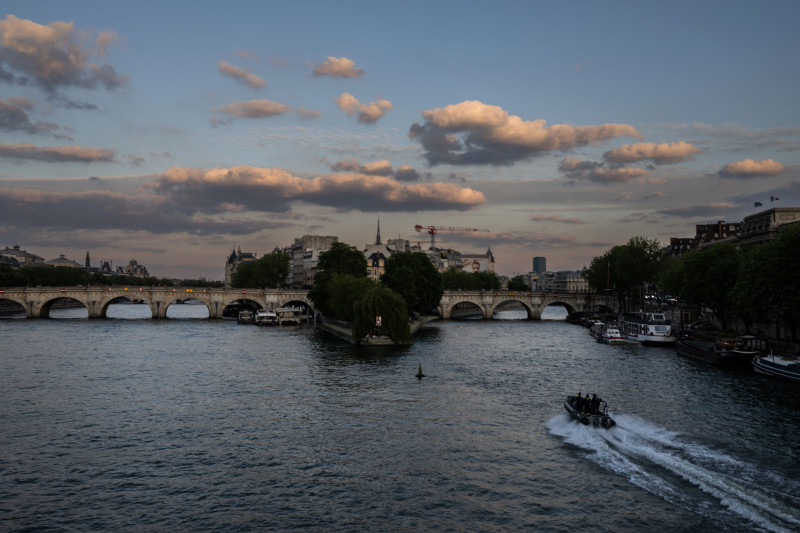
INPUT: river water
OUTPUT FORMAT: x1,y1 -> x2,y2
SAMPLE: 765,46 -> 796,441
2,304 -> 799,532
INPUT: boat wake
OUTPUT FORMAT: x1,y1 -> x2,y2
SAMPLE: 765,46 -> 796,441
548,413 -> 800,532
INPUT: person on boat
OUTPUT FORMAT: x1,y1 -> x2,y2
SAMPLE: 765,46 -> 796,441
591,394 -> 600,414
575,392 -> 582,410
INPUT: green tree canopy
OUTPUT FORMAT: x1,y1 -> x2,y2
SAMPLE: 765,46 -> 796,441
231,251 -> 290,288
507,275 -> 529,291
307,242 -> 368,316
324,273 -> 377,321
681,242 -> 741,330
380,252 -> 443,314
352,285 -> 411,344
441,268 -> 501,291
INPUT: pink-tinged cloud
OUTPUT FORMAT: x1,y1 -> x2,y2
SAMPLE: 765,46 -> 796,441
237,49 -> 258,60
360,160 -> 393,176
312,56 -> 365,78
718,158 -> 786,178
409,100 -> 640,166
210,99 -> 291,126
0,142 -> 115,162
296,107 -> 320,120
152,166 -> 485,213
335,93 -> 392,124
394,164 -> 421,182
217,61 -> 266,89
530,214 -> 587,224
603,141 -> 702,165
0,14 -> 128,94
330,158 -> 360,172
558,156 -> 648,183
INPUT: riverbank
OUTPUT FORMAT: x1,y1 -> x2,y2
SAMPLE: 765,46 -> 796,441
317,315 -> 440,344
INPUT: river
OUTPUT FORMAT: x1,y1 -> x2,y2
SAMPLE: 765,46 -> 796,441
1,304 -> 799,532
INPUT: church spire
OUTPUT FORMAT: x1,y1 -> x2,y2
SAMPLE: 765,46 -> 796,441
375,216 -> 381,245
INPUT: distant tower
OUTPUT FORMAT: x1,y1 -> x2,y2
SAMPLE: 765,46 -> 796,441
85,251 -> 91,268
533,256 -> 546,274
375,217 -> 382,245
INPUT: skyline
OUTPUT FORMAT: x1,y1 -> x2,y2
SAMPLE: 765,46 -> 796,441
1,1 -> 798,280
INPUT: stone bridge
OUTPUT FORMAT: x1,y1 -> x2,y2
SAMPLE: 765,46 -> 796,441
0,286 -> 313,319
438,290 -> 616,320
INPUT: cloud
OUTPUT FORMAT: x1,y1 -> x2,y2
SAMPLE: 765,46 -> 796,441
718,158 -> 786,178
210,99 -> 291,126
330,158 -> 422,181
0,188 -> 265,235
395,164 -> 421,182
151,165 -> 486,213
0,142 -> 115,163
335,93 -> 392,124
218,60 -> 266,89
312,56 -> 365,78
603,141 -> 702,165
0,14 -> 128,96
530,214 -> 587,224
409,101 -> 640,166
655,203 -> 735,218
558,156 -> 648,183
296,107 -> 320,120
360,160 -> 393,176
237,49 -> 258,61
0,97 -> 71,139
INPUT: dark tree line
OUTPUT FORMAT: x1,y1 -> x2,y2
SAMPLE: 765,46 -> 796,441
0,265 -> 222,288
583,225 -> 800,341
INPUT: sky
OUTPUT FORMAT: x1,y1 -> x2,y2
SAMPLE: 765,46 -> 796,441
1,1 -> 799,280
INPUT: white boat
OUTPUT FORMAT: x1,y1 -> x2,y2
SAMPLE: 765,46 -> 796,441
601,328 -> 628,345
254,309 -> 278,326
752,352 -> 800,383
275,306 -> 303,326
620,311 -> 676,346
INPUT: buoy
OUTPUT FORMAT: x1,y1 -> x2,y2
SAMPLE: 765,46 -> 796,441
416,363 -> 425,380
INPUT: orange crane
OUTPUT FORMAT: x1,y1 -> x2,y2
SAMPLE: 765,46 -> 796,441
414,224 -> 489,248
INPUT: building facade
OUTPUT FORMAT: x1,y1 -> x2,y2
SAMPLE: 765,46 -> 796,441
533,257 -> 546,274
225,247 -> 257,287
291,235 -> 338,288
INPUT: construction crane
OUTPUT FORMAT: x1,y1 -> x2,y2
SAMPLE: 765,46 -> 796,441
414,224 -> 489,249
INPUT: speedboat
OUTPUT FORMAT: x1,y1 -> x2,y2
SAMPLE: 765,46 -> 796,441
752,352 -> 800,383
564,395 -> 616,429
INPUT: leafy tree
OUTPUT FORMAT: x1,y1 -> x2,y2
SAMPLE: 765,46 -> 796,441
681,242 -> 741,330
231,251 -> 290,288
441,268 -> 501,291
507,275 -> 529,291
352,286 -> 410,344
656,257 -> 685,298
324,274 -> 377,321
380,252 -> 443,314
307,242 -> 368,316
583,236 -> 664,313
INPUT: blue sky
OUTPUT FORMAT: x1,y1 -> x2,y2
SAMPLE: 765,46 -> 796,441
1,1 -> 798,279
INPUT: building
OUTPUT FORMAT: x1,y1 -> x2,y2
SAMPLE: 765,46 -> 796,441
460,246 -> 495,273
225,247 -> 257,287
45,254 -> 84,268
533,257 -> 546,274
737,207 -> 800,247
1,245 -> 45,266
291,235 -> 338,288
665,220 -> 742,257
363,219 -> 397,281
117,258 -> 150,277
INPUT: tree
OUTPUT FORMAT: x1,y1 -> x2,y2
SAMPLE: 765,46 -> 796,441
380,252 -> 443,315
681,242 -> 741,331
441,268 -> 501,291
352,286 -> 410,344
324,273 -> 377,322
507,275 -> 529,291
231,251 -> 290,288
307,242 -> 368,316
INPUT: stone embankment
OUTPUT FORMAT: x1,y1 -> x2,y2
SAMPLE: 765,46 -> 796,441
317,315 -> 440,345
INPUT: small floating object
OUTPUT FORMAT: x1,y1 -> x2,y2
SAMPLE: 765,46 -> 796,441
416,363 -> 425,380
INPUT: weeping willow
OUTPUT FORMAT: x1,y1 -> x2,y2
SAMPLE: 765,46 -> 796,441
352,286 -> 411,345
